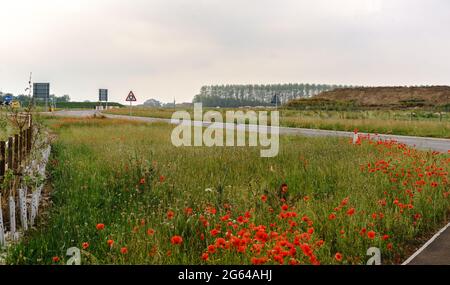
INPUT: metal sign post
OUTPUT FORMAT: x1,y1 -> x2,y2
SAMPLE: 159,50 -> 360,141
126,91 -> 137,116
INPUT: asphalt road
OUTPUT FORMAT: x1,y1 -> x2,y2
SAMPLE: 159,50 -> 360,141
49,110 -> 450,153
404,223 -> 450,265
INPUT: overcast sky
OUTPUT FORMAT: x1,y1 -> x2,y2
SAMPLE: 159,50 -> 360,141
1,0 -> 449,104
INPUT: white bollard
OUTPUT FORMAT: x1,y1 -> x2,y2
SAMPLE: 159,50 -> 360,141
0,195 -> 5,247
353,132 -> 359,144
18,189 -> 28,231
9,196 -> 16,241
29,191 -> 39,226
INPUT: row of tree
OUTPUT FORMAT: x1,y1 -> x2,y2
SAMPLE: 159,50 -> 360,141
193,83 -> 354,107
0,92 -> 71,105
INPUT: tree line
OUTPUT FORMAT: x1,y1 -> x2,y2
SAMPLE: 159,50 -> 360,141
192,83 -> 355,107
0,91 -> 70,105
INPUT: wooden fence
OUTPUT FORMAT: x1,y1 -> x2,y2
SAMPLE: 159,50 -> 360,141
0,114 -> 35,247
0,115 -> 33,178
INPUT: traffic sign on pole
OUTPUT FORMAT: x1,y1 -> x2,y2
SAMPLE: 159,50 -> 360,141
126,91 -> 137,102
126,91 -> 137,116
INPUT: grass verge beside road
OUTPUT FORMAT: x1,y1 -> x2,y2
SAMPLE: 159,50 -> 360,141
7,117 -> 450,265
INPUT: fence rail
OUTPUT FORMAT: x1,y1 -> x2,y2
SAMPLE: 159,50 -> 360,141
0,115 -> 33,178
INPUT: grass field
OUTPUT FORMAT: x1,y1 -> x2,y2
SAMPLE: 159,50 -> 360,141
104,107 -> 450,138
0,111 -> 17,140
6,117 -> 450,265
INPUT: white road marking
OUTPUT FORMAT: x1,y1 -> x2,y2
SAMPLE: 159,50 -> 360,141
402,222 -> 450,265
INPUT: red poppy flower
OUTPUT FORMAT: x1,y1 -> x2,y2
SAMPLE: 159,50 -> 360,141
215,238 -> 227,248
281,204 -> 289,211
367,231 -> 376,239
274,254 -> 284,264
120,247 -> 128,255
96,223 -> 105,231
201,253 -> 209,261
206,207 -> 217,215
82,242 -> 89,250
328,213 -> 336,220
107,239 -> 114,248
147,229 -> 155,236
237,216 -> 246,224
414,213 -> 422,221
382,234 -> 390,241
346,208 -> 355,216
207,245 -> 216,254
167,210 -> 175,220
237,245 -> 246,253
171,235 -> 183,245
159,175 -> 166,183
210,229 -> 220,237
139,178 -> 145,185
52,256 -> 60,263
281,184 -> 288,194
251,257 -> 268,265
335,252 -> 343,262
184,208 -> 193,216
261,195 -> 268,202
360,228 -> 367,236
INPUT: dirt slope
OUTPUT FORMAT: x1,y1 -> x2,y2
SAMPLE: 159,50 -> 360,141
316,86 -> 450,108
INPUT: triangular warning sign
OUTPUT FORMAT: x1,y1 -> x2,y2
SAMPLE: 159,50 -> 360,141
126,91 -> 137,102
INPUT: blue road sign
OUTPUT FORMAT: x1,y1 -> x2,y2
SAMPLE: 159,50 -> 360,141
4,95 -> 13,103
99,89 -> 108,102
33,83 -> 50,99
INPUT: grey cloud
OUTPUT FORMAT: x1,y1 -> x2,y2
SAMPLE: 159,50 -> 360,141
1,0 -> 449,103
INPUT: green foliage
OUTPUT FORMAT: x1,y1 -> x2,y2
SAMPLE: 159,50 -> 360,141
193,83 -> 351,107
34,101 -> 124,109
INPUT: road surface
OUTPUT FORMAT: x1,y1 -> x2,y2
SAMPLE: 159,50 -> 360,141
49,110 -> 450,153
403,223 -> 450,265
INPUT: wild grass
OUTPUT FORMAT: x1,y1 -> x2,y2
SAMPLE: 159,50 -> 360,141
6,117 -> 450,265
0,111 -> 17,140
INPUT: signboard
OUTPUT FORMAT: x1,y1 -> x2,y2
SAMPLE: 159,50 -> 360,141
33,83 -> 50,99
126,91 -> 137,116
4,95 -> 13,103
99,89 -> 108,102
126,91 -> 137,102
